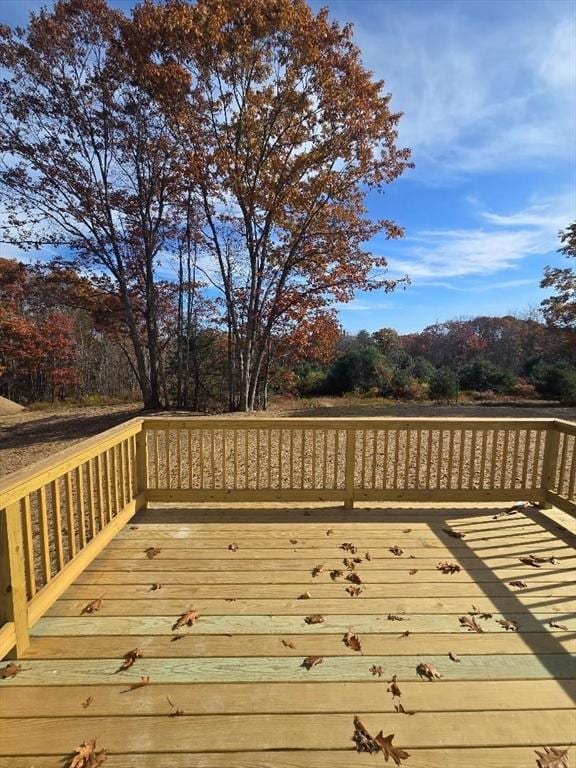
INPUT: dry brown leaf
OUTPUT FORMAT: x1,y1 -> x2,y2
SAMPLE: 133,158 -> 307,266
81,597 -> 104,615
304,614 -> 324,625
289,539 -> 298,544
343,631 -> 362,652
389,546 -> 404,556
311,563 -> 324,577
416,662 -> 442,680
346,572 -> 362,585
369,665 -> 384,677
343,557 -> 356,570
129,525 -> 139,530
341,542 -> 357,553
301,655 -> 323,670
520,555 -> 543,568
459,615 -> 484,633
116,648 -> 142,672
399,630 -> 411,638
352,716 -> 380,754
387,614 -> 406,622
0,662 -> 23,679
166,697 -> 184,717
402,528 -> 412,533
281,639 -> 296,649
374,731 -> 411,765
149,583 -> 162,591
326,528 -> 334,536
448,651 -> 461,662
330,569 -> 344,580
497,618 -> 518,631
298,591 -> 311,600
170,635 -> 184,642
408,569 -> 418,576
121,676 -> 150,693
346,585 -> 364,597
68,738 -> 107,768
145,547 -> 161,560
172,609 -> 200,630
82,696 -> 93,709
437,561 -> 461,574
387,675 -> 401,698
365,552 -> 372,561
509,580 -> 528,588
228,543 -> 239,552
442,528 -> 465,539
534,746 -> 570,768
394,703 -> 416,716
549,620 -> 569,631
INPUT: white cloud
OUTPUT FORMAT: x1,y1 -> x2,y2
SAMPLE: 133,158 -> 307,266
385,193 -> 574,280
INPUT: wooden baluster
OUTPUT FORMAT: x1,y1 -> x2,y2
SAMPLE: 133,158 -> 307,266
64,472 -> 76,560
393,431 -> 400,489
447,430 -> 455,490
334,429 -> 340,489
50,479 -> 64,570
188,429 -> 193,490
457,430 -> 466,489
22,496 -> 36,598
479,430 -> 488,490
0,500 -> 30,656
256,429 -> 261,490
371,430 -> 378,490
511,429 -> 520,491
75,466 -> 87,549
436,430 -> 444,489
344,428 -> 356,509
360,430 -> 367,490
222,429 -> 227,489
489,431 -> 498,490
175,430 -> 182,490
268,429 -> 273,489
278,429 -> 283,490
153,432 -> 160,490
199,429 -> 205,489
521,430 -> 531,490
541,426 -> 560,507
405,429 -> 411,489
557,433 -> 569,496
234,429 -> 239,490
86,460 -> 97,539
290,429 -> 295,490
311,429 -> 317,489
568,437 -> 575,501
111,446 -> 119,518
501,430 -> 510,489
301,430 -> 306,489
245,429 -> 250,489
210,430 -> 216,489
532,429 -> 543,491
103,451 -> 113,523
165,429 -> 172,490
322,430 -> 328,490
425,430 -> 433,490
415,429 -> 422,489
468,430 -> 477,489
382,430 -> 389,490
38,487 -> 51,583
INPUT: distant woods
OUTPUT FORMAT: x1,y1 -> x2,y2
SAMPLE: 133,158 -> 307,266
0,0 -> 411,410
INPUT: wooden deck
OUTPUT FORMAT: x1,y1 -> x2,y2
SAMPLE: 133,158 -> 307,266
0,502 -> 575,767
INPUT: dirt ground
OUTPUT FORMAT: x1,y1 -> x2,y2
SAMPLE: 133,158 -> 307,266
1,397 -> 575,479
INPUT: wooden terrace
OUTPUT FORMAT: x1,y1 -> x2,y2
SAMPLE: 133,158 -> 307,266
0,417 -> 575,766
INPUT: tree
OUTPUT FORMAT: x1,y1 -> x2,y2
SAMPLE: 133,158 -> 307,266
129,0 -> 412,410
428,367 -> 459,403
0,0 -> 192,408
459,357 -> 516,393
541,223 -> 576,329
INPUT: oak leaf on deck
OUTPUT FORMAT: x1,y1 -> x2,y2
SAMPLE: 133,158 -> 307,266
0,663 -> 23,679
301,655 -> 323,670
343,631 -> 362,652
81,597 -> 104,615
172,609 -> 200,630
144,547 -> 161,559
416,662 -> 442,680
304,614 -> 324,624
116,648 -> 142,672
389,546 -> 404,556
374,731 -> 411,764
459,615 -> 483,633
121,675 -> 150,693
534,746 -> 570,767
68,738 -> 107,767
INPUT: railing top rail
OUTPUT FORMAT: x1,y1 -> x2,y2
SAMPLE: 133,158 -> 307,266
553,419 -> 576,436
0,417 -> 143,508
141,416 -> 560,430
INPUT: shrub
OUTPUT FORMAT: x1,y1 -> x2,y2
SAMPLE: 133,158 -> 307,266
459,357 -> 516,393
428,367 -> 459,403
531,361 -> 576,404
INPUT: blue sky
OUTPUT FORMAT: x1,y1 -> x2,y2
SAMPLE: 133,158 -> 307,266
1,0 -> 575,334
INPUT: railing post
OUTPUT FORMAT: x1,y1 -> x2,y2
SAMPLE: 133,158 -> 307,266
541,425 -> 560,509
0,501 -> 30,657
344,428 -> 356,509
135,426 -> 148,498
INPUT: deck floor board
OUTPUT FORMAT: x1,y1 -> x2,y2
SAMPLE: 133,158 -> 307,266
1,502 -> 574,765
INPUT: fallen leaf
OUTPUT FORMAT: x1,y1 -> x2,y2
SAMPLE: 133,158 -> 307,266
346,586 -> 364,597
399,630 -> 411,638
365,552 -> 372,561
374,731 -> 411,766
82,696 -> 93,709
228,543 -> 239,552
129,525 -> 139,530
346,572 -> 362,585
225,598 -> 237,602
353,557 -> 363,564
408,569 -> 418,576
352,716 -> 380,754
402,529 -> 412,533
478,612 -> 493,620
394,703 -> 416,716
170,635 -> 185,642
121,676 -> 150,693
330,569 -> 344,580
166,697 -> 184,716
149,583 -> 162,591
116,648 -> 142,672
304,614 -> 324,625
534,746 -> 570,768
281,639 -> 296,649
341,542 -> 357,553
0,662 -> 23,679
68,738 -> 107,768
81,597 -> 104,615
301,655 -> 323,670
387,614 -> 406,621
448,651 -> 461,662
387,675 -> 401,698
389,546 -> 404,556
343,631 -> 362,652
509,580 -> 528,588
497,618 -> 518,631
343,557 -> 356,570
370,665 -> 384,677
437,561 -> 461,574
145,547 -> 161,559
289,539 -> 298,544
172,609 -> 200,630
443,528 -> 465,539
459,615 -> 484,633
520,556 -> 543,568
311,564 -> 324,577
416,662 -> 442,680
326,529 -> 334,536
298,591 -> 311,600
549,620 -> 569,631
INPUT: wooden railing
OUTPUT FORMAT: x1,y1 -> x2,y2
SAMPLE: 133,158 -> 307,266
1,416 -> 574,658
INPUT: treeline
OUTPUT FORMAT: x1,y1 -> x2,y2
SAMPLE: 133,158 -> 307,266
293,317 -> 576,404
